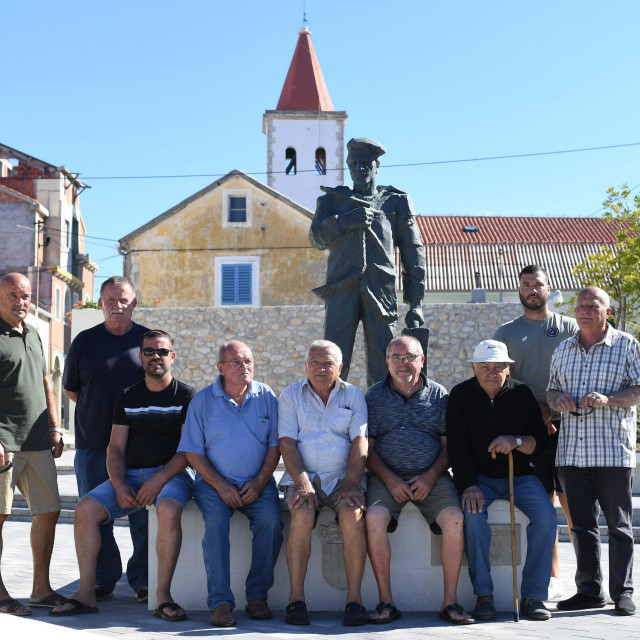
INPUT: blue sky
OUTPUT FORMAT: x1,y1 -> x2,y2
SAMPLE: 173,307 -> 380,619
1,1 -> 638,293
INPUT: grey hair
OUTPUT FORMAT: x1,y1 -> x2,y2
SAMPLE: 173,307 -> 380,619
386,335 -> 423,357
100,276 -> 135,296
305,340 -> 342,363
217,340 -> 251,363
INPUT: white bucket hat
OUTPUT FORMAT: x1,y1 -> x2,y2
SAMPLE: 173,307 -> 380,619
468,339 -> 514,363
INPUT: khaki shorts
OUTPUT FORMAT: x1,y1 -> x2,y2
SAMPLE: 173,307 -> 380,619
366,472 -> 460,533
0,450 -> 61,515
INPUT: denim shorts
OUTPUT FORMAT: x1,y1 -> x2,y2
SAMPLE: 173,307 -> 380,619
86,466 -> 194,522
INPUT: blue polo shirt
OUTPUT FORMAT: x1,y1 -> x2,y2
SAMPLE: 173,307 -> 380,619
178,376 -> 278,484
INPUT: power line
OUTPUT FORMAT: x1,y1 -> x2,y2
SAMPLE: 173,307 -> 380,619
81,141 -> 640,181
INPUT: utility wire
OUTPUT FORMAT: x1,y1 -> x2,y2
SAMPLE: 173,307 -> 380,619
81,141 -> 640,181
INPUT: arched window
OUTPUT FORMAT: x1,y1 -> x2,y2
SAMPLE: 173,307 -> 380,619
315,147 -> 326,175
285,147 -> 297,175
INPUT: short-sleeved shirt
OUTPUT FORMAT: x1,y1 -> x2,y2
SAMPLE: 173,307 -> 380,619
366,373 -> 447,479
63,322 -> 148,449
178,377 -> 278,485
547,326 -> 640,468
278,377 -> 368,493
112,377 -> 197,468
494,312 -> 578,412
0,318 -> 49,452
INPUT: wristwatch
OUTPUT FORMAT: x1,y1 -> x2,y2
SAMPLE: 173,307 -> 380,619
514,436 -> 523,449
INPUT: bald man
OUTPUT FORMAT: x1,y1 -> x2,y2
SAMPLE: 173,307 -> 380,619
548,287 -> 640,616
0,273 -> 64,616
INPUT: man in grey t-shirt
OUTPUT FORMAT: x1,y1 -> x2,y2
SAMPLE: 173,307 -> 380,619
365,336 -> 472,625
493,265 -> 578,599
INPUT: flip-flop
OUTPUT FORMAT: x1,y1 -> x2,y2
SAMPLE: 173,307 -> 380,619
153,601 -> 187,622
29,593 -> 67,608
49,598 -> 99,616
0,598 -> 32,616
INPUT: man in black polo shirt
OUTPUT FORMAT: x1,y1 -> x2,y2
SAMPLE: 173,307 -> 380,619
52,330 -> 196,619
0,273 -> 64,616
63,276 -> 149,601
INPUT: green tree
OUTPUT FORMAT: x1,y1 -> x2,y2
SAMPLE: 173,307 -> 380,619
572,185 -> 640,333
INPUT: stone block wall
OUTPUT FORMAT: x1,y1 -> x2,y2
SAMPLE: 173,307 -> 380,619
134,302 -> 522,394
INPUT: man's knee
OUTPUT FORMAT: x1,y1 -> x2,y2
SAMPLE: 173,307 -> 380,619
157,498 -> 183,526
436,506 -> 464,534
365,506 -> 391,538
338,504 -> 365,531
288,506 -> 315,533
76,496 -> 108,525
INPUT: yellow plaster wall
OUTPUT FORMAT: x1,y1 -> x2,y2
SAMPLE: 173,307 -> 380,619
125,175 -> 326,307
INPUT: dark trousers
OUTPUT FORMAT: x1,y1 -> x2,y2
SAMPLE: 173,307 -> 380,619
558,466 -> 634,600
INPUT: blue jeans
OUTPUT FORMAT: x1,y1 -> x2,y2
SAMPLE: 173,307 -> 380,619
463,474 -> 557,600
194,477 -> 283,610
75,448 -> 148,592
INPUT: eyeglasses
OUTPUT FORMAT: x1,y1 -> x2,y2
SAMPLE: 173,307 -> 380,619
221,359 -> 254,369
141,347 -> 173,357
569,407 -> 595,417
387,353 -> 422,364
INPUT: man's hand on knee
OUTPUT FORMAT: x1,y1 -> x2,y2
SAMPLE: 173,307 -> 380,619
136,476 -> 165,506
334,479 -> 365,510
216,480 -> 243,509
290,488 -> 318,510
462,485 -> 485,514
115,484 -> 139,509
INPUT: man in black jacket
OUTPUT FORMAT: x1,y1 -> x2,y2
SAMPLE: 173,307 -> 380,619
447,340 -> 556,622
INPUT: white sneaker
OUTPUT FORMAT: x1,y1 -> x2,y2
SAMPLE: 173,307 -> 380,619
548,577 -> 564,600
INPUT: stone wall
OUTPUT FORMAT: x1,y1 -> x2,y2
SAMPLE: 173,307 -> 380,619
134,302 -> 522,394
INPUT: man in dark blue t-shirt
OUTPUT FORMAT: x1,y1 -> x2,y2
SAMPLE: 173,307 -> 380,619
63,276 -> 149,601
53,330 -> 196,619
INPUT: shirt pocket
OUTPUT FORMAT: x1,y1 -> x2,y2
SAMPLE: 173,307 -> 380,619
327,407 -> 353,437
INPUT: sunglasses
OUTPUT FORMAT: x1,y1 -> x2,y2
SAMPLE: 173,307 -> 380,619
569,407 -> 595,417
141,347 -> 173,357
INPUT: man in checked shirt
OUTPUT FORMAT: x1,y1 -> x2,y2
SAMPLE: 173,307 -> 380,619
548,286 -> 640,616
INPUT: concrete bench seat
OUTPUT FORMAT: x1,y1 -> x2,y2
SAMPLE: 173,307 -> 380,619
149,497 -> 529,612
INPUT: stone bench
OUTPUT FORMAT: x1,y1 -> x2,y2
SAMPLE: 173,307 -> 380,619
148,497 -> 529,612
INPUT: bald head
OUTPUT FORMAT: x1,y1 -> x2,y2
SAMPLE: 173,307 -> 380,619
578,286 -> 610,308
575,286 -> 612,335
0,272 -> 32,328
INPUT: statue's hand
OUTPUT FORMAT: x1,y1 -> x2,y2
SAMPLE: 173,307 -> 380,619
341,206 -> 374,230
405,306 -> 424,329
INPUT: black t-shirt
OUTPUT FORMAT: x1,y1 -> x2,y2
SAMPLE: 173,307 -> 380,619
63,322 -> 148,449
112,378 -> 197,469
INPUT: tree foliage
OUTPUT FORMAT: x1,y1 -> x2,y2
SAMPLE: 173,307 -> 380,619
572,185 -> 640,333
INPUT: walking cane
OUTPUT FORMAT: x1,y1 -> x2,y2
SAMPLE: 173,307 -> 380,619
491,448 -> 519,621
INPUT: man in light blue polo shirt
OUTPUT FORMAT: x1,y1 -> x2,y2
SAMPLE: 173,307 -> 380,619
178,341 -> 282,628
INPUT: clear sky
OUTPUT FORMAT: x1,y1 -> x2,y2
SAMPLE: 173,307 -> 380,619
1,1 -> 638,294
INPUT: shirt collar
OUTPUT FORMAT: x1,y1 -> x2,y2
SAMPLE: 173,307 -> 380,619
384,371 -> 428,398
211,375 -> 258,399
571,323 -> 615,349
0,316 -> 28,336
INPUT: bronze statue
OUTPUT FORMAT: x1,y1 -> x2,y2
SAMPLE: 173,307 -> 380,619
309,138 -> 427,387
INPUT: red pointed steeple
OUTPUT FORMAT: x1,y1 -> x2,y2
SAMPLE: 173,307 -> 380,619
276,26 -> 334,111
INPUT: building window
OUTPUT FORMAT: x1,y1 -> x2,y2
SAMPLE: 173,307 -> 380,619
55,285 -> 62,320
214,255 -> 260,307
228,196 -> 246,222
315,147 -> 326,175
286,147 -> 297,175
222,189 -> 251,228
64,219 -> 71,247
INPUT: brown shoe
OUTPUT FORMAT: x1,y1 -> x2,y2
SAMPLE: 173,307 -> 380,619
210,603 -> 236,627
245,597 -> 273,620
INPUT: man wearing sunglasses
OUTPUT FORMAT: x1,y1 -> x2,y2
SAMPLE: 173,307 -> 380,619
52,330 -> 196,618
63,276 -> 149,603
548,287 -> 640,616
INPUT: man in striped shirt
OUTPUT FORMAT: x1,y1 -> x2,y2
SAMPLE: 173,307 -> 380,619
52,330 -> 196,619
548,287 -> 640,616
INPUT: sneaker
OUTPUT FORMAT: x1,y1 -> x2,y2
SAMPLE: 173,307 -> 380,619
94,586 -> 114,602
556,593 -> 606,610
614,596 -> 636,616
548,577 -> 564,600
521,597 -> 551,620
135,587 -> 148,603
473,595 -> 496,621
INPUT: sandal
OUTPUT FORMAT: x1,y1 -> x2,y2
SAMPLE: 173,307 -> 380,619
0,598 -> 31,616
285,600 -> 310,625
439,602 -> 475,625
28,593 -> 67,608
369,601 -> 401,624
344,601 -> 368,626
49,598 -> 99,617
153,601 -> 187,621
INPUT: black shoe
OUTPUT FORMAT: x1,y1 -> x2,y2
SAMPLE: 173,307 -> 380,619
135,587 -> 148,603
614,596 -> 636,616
94,586 -> 114,602
343,602 -> 368,626
285,600 -> 310,625
521,597 -> 551,620
473,595 -> 496,621
556,593 -> 606,611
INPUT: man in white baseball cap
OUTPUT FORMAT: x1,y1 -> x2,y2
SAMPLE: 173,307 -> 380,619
446,339 -> 557,621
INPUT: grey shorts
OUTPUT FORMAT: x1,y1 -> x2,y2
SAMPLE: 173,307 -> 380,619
366,472 -> 460,533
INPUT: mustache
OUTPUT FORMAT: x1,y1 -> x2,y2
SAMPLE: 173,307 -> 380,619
111,309 -> 125,314
13,305 -> 28,312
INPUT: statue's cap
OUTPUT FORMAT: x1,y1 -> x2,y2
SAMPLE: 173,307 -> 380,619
346,138 -> 386,161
